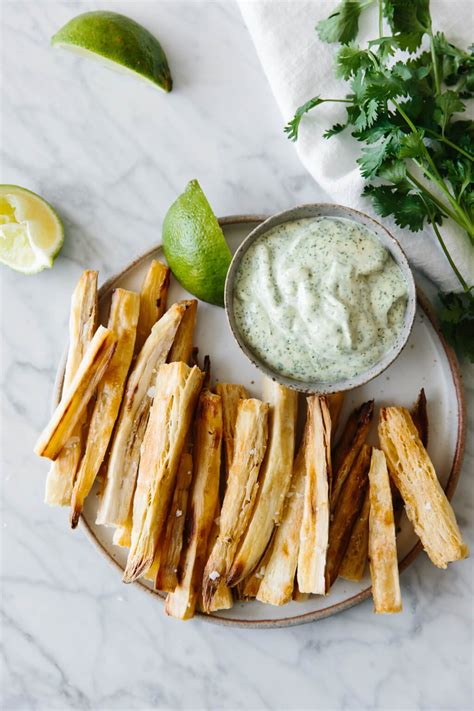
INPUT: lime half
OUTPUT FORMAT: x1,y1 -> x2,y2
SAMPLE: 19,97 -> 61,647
51,11 -> 172,92
163,180 -> 232,306
0,186 -> 64,274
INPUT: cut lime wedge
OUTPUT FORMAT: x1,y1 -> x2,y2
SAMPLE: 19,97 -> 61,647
0,186 -> 64,274
51,11 -> 172,92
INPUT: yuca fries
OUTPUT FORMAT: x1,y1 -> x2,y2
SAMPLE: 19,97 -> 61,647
135,260 -> 170,353
123,362 -> 204,582
70,289 -> 140,527
297,396 -> 331,595
45,271 -> 98,505
202,398 -> 269,610
379,407 -> 468,568
256,443 -> 306,605
331,400 -> 374,510
203,506 -> 234,612
96,302 -> 187,527
326,444 -> 371,589
368,448 -> 402,613
165,391 -> 223,619
35,326 -> 116,460
339,488 -> 370,582
168,300 -> 198,364
326,392 -> 345,432
216,383 -> 248,477
156,452 -> 193,592
411,388 -> 428,447
228,378 -> 297,585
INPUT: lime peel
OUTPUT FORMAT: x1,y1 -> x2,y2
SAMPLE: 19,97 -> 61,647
0,185 -> 64,275
163,180 -> 232,307
51,11 -> 172,93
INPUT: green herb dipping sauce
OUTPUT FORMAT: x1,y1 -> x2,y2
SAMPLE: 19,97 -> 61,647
233,217 -> 408,382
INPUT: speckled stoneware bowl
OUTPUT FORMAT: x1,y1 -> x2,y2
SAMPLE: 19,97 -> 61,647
224,203 -> 417,394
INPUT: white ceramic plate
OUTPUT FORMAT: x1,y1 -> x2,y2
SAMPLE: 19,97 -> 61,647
57,216 -> 465,628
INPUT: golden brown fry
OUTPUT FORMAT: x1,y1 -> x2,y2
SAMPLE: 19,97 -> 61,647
379,406 -> 468,568
326,444 -> 371,590
331,400 -> 374,510
228,378 -> 297,586
70,289 -> 140,527
123,362 -> 204,583
339,488 -> 370,582
165,391 -> 223,619
202,502 -> 233,612
113,521 -> 132,548
45,271 -> 98,505
293,581 -> 309,602
202,399 -> 269,610
326,392 -> 345,433
297,396 -> 331,595
368,448 -> 402,613
411,388 -> 428,447
215,383 -> 248,477
96,302 -> 187,527
168,300 -> 198,364
156,452 -> 193,592
135,260 -> 170,353
257,443 -> 306,606
35,326 -> 116,460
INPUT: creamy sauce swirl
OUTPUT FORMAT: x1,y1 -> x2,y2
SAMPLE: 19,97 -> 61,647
233,217 -> 408,382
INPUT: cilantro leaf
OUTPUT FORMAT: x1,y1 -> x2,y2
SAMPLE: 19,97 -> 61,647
397,131 -> 426,159
284,97 -> 324,141
434,91 -> 466,134
323,122 -> 348,138
363,184 -> 441,230
384,0 -> 431,53
439,290 -> 474,362
357,138 -> 392,177
336,45 -> 375,79
316,0 -> 364,45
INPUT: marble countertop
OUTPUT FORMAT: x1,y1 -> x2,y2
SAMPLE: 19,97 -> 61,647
1,1 -> 472,709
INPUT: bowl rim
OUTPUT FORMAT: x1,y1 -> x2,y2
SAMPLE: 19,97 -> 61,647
224,202 -> 417,394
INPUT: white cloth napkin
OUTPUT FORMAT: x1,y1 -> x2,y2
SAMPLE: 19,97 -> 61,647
239,0 -> 473,292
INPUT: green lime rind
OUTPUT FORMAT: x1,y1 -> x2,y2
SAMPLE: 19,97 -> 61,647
0,184 -> 64,275
51,11 -> 172,92
163,180 -> 232,306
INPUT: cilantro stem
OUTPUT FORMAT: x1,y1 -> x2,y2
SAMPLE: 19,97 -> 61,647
405,170 -> 463,226
393,100 -> 474,235
424,129 -> 474,161
428,30 -> 441,97
421,197 -> 469,291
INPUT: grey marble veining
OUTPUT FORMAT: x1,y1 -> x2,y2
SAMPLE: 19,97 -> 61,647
1,1 -> 472,710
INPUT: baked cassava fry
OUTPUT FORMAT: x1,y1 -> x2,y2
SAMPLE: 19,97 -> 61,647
96,302 -> 187,527
202,504 -> 234,613
256,442 -> 306,606
165,391 -> 223,619
411,388 -> 428,447
156,451 -> 193,592
368,448 -> 402,614
297,396 -> 331,595
216,383 -> 248,477
228,378 -> 297,585
326,444 -> 371,590
168,300 -> 198,364
35,326 -> 116,460
45,270 -> 98,505
135,260 -> 170,354
123,362 -> 204,582
202,398 -> 269,610
379,406 -> 468,568
331,400 -> 374,510
326,391 -> 345,433
70,289 -> 140,527
339,488 -> 370,582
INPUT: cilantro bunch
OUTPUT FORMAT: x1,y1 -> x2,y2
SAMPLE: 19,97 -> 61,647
286,0 -> 473,360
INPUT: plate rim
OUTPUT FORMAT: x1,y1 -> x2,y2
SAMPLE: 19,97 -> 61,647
54,214 -> 466,629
